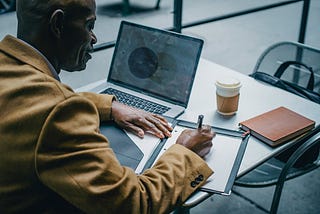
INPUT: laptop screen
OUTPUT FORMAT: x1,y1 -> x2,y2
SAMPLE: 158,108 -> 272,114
108,21 -> 203,107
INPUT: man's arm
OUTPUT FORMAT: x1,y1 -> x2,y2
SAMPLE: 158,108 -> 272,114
36,95 -> 213,213
77,92 -> 114,121
78,92 -> 172,138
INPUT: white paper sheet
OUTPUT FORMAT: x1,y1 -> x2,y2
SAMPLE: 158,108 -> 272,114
153,125 -> 243,194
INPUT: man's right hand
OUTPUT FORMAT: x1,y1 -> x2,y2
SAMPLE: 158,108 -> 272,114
176,125 -> 215,158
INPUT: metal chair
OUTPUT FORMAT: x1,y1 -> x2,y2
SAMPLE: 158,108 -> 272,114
0,0 -> 16,14
111,0 -> 161,16
269,132 -> 320,213
250,41 -> 320,103
121,0 -> 161,15
233,41 -> 320,213
234,126 -> 320,213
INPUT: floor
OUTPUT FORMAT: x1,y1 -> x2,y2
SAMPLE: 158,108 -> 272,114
0,0 -> 319,213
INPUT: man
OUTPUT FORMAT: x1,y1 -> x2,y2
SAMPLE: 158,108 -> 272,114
0,0 -> 214,213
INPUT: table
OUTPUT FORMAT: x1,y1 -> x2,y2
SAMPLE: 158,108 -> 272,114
77,58 -> 320,210
181,58 -> 319,175
176,58 -> 320,209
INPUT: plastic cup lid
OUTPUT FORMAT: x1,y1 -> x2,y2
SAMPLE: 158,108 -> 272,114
216,77 -> 241,88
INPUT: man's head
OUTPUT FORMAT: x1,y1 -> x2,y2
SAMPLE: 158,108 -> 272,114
16,0 -> 97,73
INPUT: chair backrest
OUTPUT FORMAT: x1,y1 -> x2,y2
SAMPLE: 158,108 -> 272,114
251,41 -> 320,103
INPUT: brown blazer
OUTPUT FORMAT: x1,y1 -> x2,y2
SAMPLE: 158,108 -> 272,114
0,35 -> 213,214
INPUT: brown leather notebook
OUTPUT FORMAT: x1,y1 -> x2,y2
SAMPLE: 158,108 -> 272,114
239,106 -> 315,147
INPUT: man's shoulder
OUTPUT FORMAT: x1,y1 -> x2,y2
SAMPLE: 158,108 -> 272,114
0,35 -> 57,78
0,35 -> 22,53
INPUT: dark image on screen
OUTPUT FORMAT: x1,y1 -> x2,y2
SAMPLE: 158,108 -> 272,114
108,22 -> 203,105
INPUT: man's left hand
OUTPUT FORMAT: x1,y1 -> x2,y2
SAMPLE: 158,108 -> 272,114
111,101 -> 173,139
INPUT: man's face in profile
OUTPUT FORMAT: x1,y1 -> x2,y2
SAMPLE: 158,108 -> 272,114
59,0 -> 97,72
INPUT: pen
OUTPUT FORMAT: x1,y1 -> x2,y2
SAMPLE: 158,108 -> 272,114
197,115 -> 204,129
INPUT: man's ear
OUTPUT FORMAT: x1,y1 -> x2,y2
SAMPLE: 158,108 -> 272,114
49,9 -> 65,38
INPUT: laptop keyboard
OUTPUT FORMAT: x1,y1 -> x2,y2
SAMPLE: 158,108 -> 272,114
102,88 -> 170,115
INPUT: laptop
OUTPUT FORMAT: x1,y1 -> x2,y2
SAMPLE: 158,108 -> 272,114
95,21 -> 203,118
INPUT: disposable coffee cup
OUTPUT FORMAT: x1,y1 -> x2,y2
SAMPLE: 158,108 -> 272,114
215,77 -> 241,115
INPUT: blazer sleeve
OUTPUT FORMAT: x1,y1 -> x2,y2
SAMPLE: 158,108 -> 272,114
77,91 -> 115,121
35,95 -> 213,214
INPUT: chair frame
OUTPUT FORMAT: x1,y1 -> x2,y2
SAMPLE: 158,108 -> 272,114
233,130 -> 320,213
253,41 -> 320,73
252,41 -> 320,96
235,125 -> 320,187
270,132 -> 320,213
121,0 -> 161,15
0,0 -> 15,14
233,41 -> 320,213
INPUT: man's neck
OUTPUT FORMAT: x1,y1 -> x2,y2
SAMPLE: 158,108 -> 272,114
17,36 -> 61,81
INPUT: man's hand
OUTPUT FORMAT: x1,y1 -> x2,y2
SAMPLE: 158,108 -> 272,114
111,101 -> 173,138
176,125 -> 215,158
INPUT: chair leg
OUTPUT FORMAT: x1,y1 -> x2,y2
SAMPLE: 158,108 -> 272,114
122,0 -> 130,15
270,134 -> 320,213
155,0 -> 161,9
270,165 -> 288,214
173,206 -> 190,214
